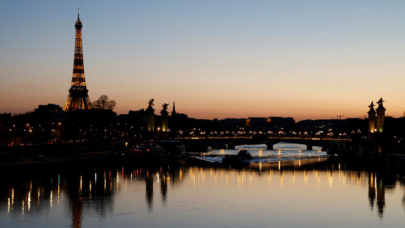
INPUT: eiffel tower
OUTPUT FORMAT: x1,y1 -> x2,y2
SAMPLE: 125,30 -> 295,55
64,9 -> 92,112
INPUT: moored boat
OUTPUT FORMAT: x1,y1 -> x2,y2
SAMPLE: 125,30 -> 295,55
160,140 -> 186,161
130,145 -> 168,164
222,150 -> 252,165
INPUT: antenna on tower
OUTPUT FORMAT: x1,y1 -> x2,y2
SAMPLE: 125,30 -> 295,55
77,8 -> 80,20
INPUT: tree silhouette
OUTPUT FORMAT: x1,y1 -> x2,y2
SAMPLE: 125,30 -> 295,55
92,95 -> 116,111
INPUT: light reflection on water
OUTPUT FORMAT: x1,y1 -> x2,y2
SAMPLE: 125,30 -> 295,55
209,149 -> 327,157
0,165 -> 405,228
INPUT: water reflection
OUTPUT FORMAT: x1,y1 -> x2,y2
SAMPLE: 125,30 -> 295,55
160,172 -> 168,204
0,164 -> 405,228
366,171 -> 396,217
146,170 -> 153,211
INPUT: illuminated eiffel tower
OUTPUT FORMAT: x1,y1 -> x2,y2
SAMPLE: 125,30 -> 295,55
64,9 -> 92,112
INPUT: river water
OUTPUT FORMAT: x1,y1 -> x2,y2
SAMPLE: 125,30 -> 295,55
193,142 -> 328,165
0,161 -> 404,228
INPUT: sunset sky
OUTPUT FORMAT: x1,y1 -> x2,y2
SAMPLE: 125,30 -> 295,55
1,0 -> 405,121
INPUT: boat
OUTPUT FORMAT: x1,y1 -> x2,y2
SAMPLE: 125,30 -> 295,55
222,150 -> 252,165
130,145 -> 168,164
159,140 -> 186,161
128,140 -> 186,164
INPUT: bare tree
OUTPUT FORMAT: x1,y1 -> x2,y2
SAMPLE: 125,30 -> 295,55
92,95 -> 116,111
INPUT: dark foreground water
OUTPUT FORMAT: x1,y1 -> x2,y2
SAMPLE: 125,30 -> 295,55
1,162 -> 404,228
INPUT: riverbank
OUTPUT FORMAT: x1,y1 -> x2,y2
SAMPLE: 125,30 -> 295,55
0,150 -> 127,169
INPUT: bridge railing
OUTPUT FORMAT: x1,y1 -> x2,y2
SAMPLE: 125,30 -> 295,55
175,136 -> 351,141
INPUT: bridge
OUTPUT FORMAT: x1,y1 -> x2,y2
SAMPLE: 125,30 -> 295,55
176,136 -> 352,152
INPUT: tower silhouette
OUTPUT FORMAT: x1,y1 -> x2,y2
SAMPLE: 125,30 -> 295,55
171,101 -> 176,116
376,98 -> 386,133
64,9 -> 91,112
368,101 -> 376,134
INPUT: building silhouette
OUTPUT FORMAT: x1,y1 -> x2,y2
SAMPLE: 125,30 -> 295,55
161,104 -> 169,132
146,99 -> 155,132
376,98 -> 386,133
0,113 -> 11,121
368,98 -> 386,135
64,10 -> 92,112
35,104 -> 65,122
245,117 -> 295,130
367,98 -> 386,153
368,102 -> 376,134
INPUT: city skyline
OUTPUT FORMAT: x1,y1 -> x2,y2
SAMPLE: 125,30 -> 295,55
1,1 -> 405,120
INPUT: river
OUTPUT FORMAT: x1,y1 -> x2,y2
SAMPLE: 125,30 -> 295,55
0,160 -> 404,228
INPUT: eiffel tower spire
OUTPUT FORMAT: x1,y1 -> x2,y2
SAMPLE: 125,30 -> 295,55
64,10 -> 92,112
